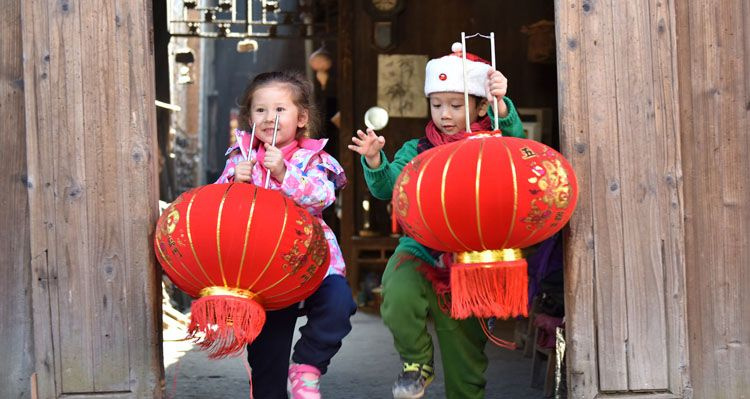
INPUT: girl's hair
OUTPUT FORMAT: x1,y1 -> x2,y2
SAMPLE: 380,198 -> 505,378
237,71 -> 321,138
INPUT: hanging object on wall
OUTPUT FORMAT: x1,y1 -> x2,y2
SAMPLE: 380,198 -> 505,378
364,0 -> 405,51
236,38 -> 259,53
392,33 -> 579,320
154,183 -> 330,357
167,0 -> 336,40
376,54 -> 428,118
174,47 -> 195,85
308,44 -> 333,89
521,20 -> 556,64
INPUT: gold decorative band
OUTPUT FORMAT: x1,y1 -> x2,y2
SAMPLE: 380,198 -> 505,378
455,249 -> 523,263
199,286 -> 256,300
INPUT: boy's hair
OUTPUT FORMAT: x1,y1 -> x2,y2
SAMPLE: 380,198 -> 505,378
237,71 -> 321,138
424,43 -> 492,98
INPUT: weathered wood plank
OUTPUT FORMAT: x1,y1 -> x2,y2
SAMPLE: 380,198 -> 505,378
611,0 -> 669,390
596,393 -> 679,399
44,0 -> 97,391
22,0 -> 62,396
79,0 -> 130,390
0,0 -> 34,397
22,0 -> 163,396
578,0 -> 629,391
645,0 -> 690,395
555,1 -> 600,397
677,0 -> 750,398
114,0 -> 164,396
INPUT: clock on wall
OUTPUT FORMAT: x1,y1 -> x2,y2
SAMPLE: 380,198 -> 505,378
364,0 -> 405,51
365,0 -> 405,18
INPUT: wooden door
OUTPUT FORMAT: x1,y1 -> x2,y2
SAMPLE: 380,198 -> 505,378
556,0 -> 691,397
21,0 -> 163,397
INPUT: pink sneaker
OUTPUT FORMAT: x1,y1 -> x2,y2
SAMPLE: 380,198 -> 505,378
288,363 -> 321,399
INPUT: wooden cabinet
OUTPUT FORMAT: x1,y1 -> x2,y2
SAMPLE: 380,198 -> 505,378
347,235 -> 399,296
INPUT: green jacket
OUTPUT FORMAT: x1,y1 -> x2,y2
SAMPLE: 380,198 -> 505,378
362,96 -> 525,265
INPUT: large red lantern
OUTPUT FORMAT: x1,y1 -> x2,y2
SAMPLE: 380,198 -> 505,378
154,183 -> 329,357
393,132 -> 578,319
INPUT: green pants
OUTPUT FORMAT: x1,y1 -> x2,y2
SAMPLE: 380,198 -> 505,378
380,252 -> 489,399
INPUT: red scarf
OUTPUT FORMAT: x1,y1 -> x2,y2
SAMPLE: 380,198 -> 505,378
424,116 -> 494,147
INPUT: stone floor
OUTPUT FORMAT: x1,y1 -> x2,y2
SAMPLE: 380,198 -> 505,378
164,309 -> 546,399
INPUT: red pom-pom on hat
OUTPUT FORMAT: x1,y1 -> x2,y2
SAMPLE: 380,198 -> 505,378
450,42 -> 491,65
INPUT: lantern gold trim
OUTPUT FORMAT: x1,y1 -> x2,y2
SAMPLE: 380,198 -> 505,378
199,286 -> 257,300
455,248 -> 523,264
500,141 -> 519,248
236,188 -> 259,286
187,186 -> 220,286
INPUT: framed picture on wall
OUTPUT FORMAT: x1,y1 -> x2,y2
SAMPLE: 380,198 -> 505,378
377,54 -> 428,118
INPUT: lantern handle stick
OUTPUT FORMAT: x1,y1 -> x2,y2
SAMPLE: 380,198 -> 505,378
461,32 -> 471,133
264,114 -> 280,189
489,32 -> 499,131
246,123 -> 256,162
459,32 -> 500,132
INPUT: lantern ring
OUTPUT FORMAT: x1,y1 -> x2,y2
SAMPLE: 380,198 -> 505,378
455,248 -> 523,264
199,286 -> 257,300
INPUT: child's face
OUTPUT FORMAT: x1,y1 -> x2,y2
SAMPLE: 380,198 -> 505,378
429,92 -> 487,135
249,82 -> 308,148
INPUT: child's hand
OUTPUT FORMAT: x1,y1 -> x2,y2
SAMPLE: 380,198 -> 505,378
348,128 -> 385,169
234,159 -> 256,183
263,143 -> 287,181
486,69 -> 509,117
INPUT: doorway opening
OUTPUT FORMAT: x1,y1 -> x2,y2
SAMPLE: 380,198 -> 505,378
152,1 -> 566,398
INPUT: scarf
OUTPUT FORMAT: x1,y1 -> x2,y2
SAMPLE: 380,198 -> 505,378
423,116 -> 494,148
253,137 -> 326,183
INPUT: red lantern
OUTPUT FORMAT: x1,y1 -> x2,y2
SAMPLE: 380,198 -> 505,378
393,132 -> 578,319
154,183 -> 329,357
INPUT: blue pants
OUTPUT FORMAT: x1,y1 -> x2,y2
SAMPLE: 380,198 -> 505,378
247,275 -> 357,398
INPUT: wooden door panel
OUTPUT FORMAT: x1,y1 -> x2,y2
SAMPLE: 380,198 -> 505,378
556,0 -> 689,396
22,0 -> 163,397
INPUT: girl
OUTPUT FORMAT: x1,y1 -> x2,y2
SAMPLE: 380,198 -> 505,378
348,44 -> 525,399
217,71 -> 356,399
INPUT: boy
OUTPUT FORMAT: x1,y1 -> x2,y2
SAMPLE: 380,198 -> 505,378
348,43 -> 525,399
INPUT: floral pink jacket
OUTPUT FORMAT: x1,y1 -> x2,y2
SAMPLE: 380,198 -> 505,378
216,130 -> 348,277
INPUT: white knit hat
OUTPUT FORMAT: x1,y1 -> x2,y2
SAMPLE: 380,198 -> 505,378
424,42 -> 492,97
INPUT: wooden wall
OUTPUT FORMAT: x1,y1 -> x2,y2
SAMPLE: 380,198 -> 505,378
19,0 -> 163,397
1,0 -> 34,397
557,0 -> 749,397
676,1 -> 750,397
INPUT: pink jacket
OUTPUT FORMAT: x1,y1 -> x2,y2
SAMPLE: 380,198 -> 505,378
216,129 -> 347,276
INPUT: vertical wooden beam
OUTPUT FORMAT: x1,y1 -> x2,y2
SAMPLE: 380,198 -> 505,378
611,0 -> 670,390
21,0 -> 163,396
338,0 -> 355,290
0,0 -> 34,397
578,0 -> 629,390
558,0 -> 689,395
677,0 -> 750,397
555,0 -> 599,396
645,0 -> 690,394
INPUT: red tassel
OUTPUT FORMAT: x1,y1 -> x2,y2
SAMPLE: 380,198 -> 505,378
188,295 -> 266,358
450,259 -> 528,319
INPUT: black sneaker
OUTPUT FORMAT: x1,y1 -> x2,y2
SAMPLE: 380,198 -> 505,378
392,362 -> 435,399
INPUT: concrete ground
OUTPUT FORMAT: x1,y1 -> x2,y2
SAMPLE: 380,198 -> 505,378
164,311 -> 544,399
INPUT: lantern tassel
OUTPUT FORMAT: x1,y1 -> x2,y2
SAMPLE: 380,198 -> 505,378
188,295 -> 266,358
450,257 -> 528,319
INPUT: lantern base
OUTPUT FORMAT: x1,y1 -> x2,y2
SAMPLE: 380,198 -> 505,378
188,293 -> 266,358
450,250 -> 528,320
